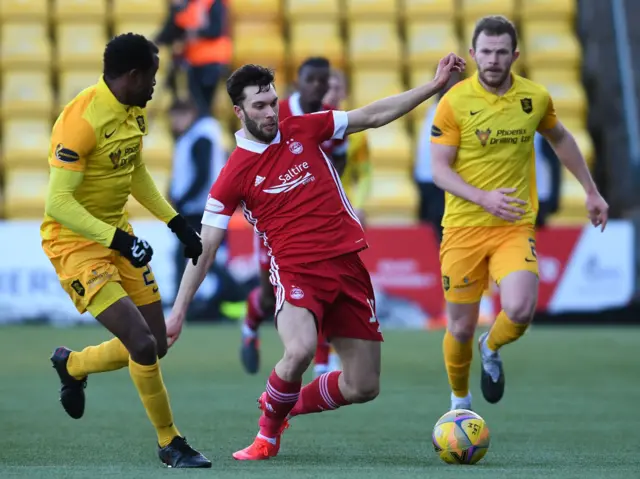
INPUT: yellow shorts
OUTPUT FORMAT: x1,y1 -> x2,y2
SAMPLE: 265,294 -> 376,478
440,225 -> 538,304
42,225 -> 161,315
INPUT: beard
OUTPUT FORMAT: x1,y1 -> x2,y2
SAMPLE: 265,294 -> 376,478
244,112 -> 278,143
478,67 -> 511,89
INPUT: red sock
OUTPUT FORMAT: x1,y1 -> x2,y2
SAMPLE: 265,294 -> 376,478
244,287 -> 265,331
314,336 -> 330,366
259,369 -> 301,437
289,371 -> 351,417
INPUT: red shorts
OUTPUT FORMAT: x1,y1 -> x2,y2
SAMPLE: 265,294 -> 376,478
272,252 -> 383,342
254,234 -> 271,272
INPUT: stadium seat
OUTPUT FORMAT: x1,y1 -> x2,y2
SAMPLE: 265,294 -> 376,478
113,21 -> 161,45
408,66 -> 437,120
127,168 -> 171,219
2,119 -> 52,169
529,74 -> 588,120
230,0 -> 282,21
56,22 -> 107,70
53,0 -> 108,22
521,0 -> 576,22
1,71 -> 53,120
0,0 -> 48,21
57,70 -> 102,111
141,118 -> 173,169
555,171 -> 587,218
527,67 -> 581,85
348,21 -> 402,68
365,169 -> 419,223
459,0 -> 516,22
401,0 -> 456,20
366,124 -> 413,170
406,21 -> 460,69
289,22 -> 344,69
285,0 -> 341,21
232,21 -> 285,71
0,23 -> 51,70
111,0 -> 166,23
345,0 -> 397,20
3,169 -> 49,218
522,22 -> 581,69
351,69 -> 403,109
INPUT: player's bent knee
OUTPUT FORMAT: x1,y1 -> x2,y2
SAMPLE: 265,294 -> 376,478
501,297 -> 536,324
343,375 -> 380,404
446,302 -> 480,342
283,342 -> 316,370
156,338 -> 168,359
127,332 -> 158,365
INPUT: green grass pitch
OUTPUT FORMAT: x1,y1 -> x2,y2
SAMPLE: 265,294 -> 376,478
0,324 -> 638,478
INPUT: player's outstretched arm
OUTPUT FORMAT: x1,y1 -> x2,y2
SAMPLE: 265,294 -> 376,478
540,121 -> 609,231
344,54 -> 465,135
166,224 -> 225,346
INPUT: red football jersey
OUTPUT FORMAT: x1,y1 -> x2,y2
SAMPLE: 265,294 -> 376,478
279,92 -> 347,157
202,110 -> 366,268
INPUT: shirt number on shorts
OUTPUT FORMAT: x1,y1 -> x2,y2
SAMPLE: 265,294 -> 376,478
142,265 -> 155,286
528,238 -> 537,259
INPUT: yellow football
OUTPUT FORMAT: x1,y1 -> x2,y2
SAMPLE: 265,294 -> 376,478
432,409 -> 490,465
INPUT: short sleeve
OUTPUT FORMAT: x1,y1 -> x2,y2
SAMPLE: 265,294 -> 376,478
297,110 -> 349,143
537,93 -> 558,132
430,97 -> 460,146
48,106 -> 96,172
201,163 -> 242,230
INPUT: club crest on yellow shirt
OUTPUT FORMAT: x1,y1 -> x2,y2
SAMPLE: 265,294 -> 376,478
109,149 -> 122,169
136,115 -> 146,133
520,98 -> 533,114
475,129 -> 491,147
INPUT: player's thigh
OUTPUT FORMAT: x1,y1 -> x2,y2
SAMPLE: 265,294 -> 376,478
488,225 -> 539,320
275,301 -> 318,363
440,228 -> 490,304
331,337 -> 381,398
43,239 -> 121,315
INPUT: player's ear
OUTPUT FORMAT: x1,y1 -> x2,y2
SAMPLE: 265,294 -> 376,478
233,105 -> 244,121
512,50 -> 520,63
469,48 -> 476,60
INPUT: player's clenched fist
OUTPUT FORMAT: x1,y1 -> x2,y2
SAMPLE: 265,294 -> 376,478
479,187 -> 527,223
433,53 -> 466,89
168,214 -> 203,265
109,228 -> 154,267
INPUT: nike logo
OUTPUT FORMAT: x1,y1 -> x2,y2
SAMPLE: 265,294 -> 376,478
525,258 -> 536,263
470,110 -> 482,115
105,129 -> 116,138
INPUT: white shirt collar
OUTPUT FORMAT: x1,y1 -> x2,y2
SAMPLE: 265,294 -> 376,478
234,129 -> 281,154
288,91 -> 304,116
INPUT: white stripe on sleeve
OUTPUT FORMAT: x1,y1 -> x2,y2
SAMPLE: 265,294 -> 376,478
331,111 -> 349,140
201,212 -> 231,229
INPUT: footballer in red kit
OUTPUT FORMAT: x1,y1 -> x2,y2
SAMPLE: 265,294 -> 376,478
242,57 -> 345,378
167,54 -> 465,460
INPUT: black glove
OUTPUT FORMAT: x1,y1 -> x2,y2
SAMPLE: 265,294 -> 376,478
109,228 -> 154,268
168,214 -> 203,265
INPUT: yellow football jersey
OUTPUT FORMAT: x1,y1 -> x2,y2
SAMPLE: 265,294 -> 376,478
431,72 -> 557,227
41,77 -> 149,242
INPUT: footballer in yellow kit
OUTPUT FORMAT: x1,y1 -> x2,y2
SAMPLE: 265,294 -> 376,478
42,33 -> 210,468
430,16 -> 609,411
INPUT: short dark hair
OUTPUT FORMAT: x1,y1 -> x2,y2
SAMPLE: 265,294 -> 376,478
472,15 -> 518,52
298,56 -> 330,75
226,64 -> 275,106
103,33 -> 159,79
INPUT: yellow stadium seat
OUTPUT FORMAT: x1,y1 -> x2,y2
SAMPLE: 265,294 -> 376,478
401,0 -> 456,19
527,67 -> 581,85
522,22 -> 581,69
53,0 -> 107,22
56,22 -> 107,70
406,21 -> 460,68
230,0 -> 282,21
141,118 -> 173,169
349,21 -> 402,68
1,71 -> 53,120
0,23 -> 51,70
0,0 -> 48,21
556,170 -> 586,217
289,22 -> 344,69
521,0 -> 575,21
572,129 -> 595,169
57,70 -> 101,111
527,74 -> 587,119
408,67 -> 437,119
460,0 -> 516,22
2,119 -> 51,169
365,169 -> 419,222
345,0 -> 397,20
351,69 -> 403,109
232,21 -> 285,71
366,124 -> 413,169
113,21 -> 161,44
285,0 -> 340,21
127,168 -> 171,219
111,0 -> 166,23
3,169 -> 49,218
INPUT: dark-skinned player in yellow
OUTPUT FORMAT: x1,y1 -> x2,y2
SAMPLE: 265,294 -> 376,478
42,33 -> 210,468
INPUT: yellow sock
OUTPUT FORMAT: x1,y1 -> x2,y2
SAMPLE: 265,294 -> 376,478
129,358 -> 181,448
67,338 -> 129,379
486,310 -> 529,352
443,331 -> 473,398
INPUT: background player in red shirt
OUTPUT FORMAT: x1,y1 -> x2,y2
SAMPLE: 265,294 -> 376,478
166,53 -> 465,460
240,57 -> 346,378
